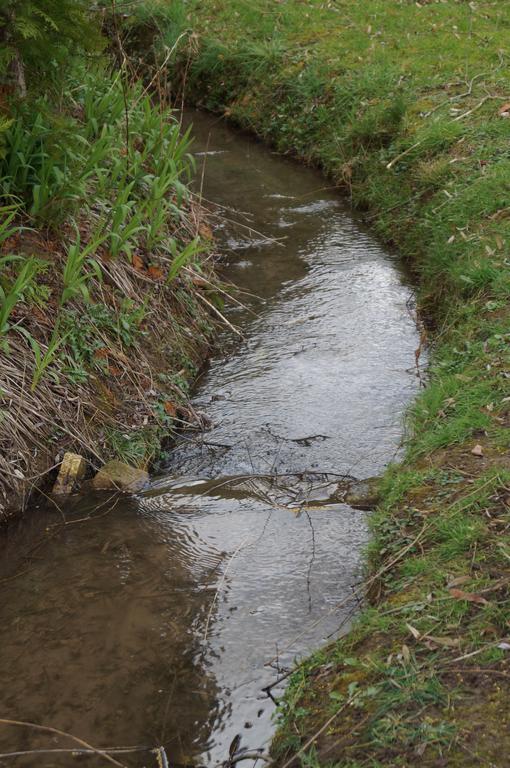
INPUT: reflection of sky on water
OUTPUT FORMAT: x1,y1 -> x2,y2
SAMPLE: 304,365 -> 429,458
141,485 -> 367,762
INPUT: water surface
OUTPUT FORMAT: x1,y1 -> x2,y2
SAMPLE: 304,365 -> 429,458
0,111 -> 421,767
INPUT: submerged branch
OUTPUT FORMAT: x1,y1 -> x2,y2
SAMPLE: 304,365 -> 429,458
0,719 -> 128,768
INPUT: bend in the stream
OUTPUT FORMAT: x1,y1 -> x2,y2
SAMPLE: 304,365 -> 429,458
0,111 -> 422,767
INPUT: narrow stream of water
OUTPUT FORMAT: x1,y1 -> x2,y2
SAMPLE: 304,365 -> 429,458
0,112 -> 421,767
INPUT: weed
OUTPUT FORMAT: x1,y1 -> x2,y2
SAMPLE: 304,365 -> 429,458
166,237 -> 205,283
26,322 -> 68,391
0,256 -> 38,350
61,233 -> 104,306
0,107 -> 86,222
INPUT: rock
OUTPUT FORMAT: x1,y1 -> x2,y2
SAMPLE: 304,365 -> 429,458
345,477 -> 380,510
53,452 -> 88,495
92,460 -> 149,492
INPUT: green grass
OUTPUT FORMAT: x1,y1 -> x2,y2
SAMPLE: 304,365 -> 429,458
128,0 -> 510,763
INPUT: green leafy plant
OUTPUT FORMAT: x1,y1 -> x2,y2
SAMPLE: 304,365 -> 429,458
0,0 -> 102,96
0,108 -> 87,221
0,256 -> 38,350
107,182 -> 147,259
21,321 -> 69,391
166,237 -> 205,283
61,232 -> 104,306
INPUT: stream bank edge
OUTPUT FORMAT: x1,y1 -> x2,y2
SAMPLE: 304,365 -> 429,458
0,22 -> 223,520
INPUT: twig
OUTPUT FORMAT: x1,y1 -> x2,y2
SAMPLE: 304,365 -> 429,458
442,641 -> 501,666
110,0 -> 130,171
386,141 -> 422,170
455,666 -> 510,680
0,718 -> 127,768
279,692 -> 361,768
154,745 -> 170,768
224,754 -> 271,765
195,290 -> 243,337
422,72 -> 490,118
55,493 -> 122,527
452,94 -> 493,121
265,521 -> 430,666
203,536 -> 251,641
262,668 -> 295,696
191,192 -> 286,246
133,31 -> 190,108
0,746 -> 150,759
304,510 -> 316,613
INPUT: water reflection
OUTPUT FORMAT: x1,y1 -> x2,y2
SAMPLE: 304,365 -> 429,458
169,112 -> 419,480
142,483 -> 366,763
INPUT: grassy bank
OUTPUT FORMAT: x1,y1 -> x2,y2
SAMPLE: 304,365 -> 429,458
142,0 -> 510,764
0,6 -> 222,516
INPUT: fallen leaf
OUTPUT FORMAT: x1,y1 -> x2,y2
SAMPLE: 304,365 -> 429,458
163,401 -> 176,417
148,265 -> 165,281
192,274 -> 208,287
147,264 -> 165,280
198,223 -> 213,240
447,575 -> 472,588
401,644 -> 411,663
94,347 -> 109,360
108,365 -> 123,377
471,444 -> 484,457
449,588 -> 488,605
229,735 -> 241,761
426,636 -> 461,648
132,254 -> 145,272
415,742 -> 427,757
499,102 -> 510,118
406,623 -> 421,640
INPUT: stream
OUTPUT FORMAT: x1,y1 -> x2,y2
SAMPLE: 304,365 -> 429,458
0,112 -> 422,767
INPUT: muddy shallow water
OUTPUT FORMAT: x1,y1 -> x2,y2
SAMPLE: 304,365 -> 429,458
0,112 -> 422,766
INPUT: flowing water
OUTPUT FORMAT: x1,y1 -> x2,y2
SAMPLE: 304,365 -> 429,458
0,112 -> 422,767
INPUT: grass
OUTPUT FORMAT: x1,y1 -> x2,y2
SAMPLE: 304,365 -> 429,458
120,0 -> 510,763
